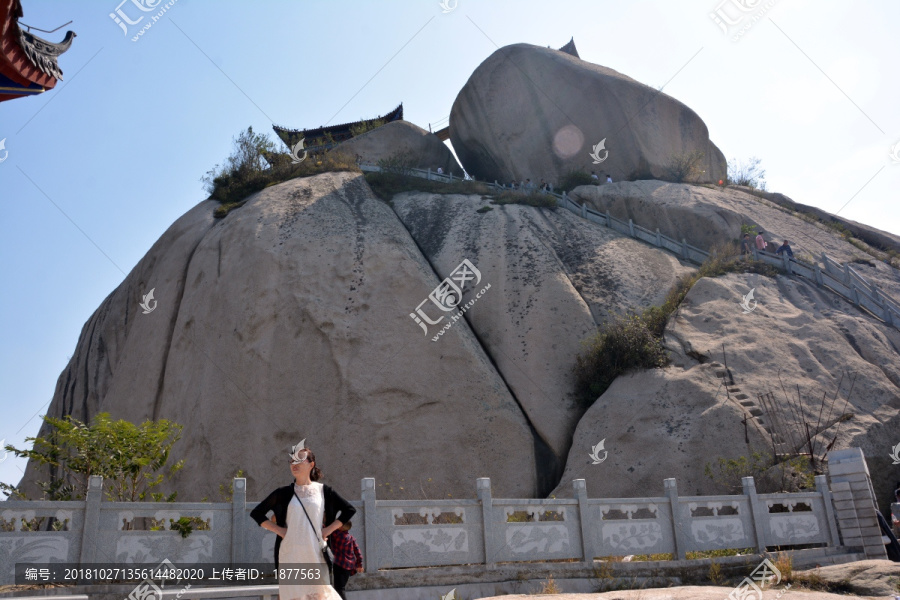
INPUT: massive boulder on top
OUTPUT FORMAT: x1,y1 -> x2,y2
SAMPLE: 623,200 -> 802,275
16,171 -> 536,501
332,119 -> 463,175
450,43 -> 726,185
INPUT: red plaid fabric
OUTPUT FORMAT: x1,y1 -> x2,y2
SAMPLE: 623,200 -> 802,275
327,529 -> 362,571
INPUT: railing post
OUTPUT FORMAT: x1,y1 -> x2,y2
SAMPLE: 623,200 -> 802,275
815,474 -> 841,548
663,478 -> 686,560
362,478 -> 377,573
782,253 -> 792,274
231,477 -> 246,563
681,239 -> 689,260
79,475 -> 103,563
742,476 -> 767,554
562,191 -> 567,208
828,448 -> 887,559
815,264 -> 824,286
427,168 -> 431,181
549,183 -> 554,193
581,203 -> 587,218
628,219 -> 635,237
477,478 -> 495,567
573,479 -> 593,566
850,281 -> 860,305
605,210 -> 611,227
655,228 -> 662,247
843,263 -> 851,285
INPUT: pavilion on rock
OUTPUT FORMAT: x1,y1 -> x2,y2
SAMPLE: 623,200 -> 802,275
272,103 -> 404,154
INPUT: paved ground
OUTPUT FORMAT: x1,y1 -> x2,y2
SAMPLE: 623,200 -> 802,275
478,586 -> 896,599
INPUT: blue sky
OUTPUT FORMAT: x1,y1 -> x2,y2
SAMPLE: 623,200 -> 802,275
1,0 -> 898,491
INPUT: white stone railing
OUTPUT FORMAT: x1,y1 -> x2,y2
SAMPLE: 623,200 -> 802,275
4,448 -> 887,584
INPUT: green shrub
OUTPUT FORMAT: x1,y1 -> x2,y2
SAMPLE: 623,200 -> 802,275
376,150 -> 417,177
202,127 -> 361,212
740,223 -> 757,236
573,313 -> 668,405
665,150 -> 706,183
557,169 -> 596,192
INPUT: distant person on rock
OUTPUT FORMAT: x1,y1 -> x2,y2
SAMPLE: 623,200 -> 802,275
539,178 -> 548,191
606,175 -> 613,183
436,166 -> 443,175
740,233 -> 752,257
775,240 -> 794,258
591,170 -> 599,181
755,231 -> 767,252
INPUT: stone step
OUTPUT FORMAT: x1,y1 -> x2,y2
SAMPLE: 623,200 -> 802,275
734,393 -> 749,400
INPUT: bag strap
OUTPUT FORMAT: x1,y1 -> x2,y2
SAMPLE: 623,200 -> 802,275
293,487 -> 325,547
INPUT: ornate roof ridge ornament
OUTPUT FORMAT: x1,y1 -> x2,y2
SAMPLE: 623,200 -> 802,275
15,26 -> 76,80
558,36 -> 579,59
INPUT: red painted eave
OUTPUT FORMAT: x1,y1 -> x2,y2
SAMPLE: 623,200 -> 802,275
0,0 -> 59,92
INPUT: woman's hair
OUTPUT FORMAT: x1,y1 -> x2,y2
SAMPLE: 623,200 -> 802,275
306,448 -> 323,481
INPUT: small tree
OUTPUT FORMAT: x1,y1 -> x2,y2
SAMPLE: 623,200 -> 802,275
2,413 -> 184,501
201,126 -> 277,195
665,150 -> 706,183
728,157 -> 766,188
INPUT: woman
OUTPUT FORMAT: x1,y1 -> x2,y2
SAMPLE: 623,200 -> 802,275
251,442 -> 357,600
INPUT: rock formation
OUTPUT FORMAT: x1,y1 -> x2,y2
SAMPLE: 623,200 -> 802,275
16,172 -> 537,501
331,120 -> 463,176
450,43 -> 726,185
392,192 -> 694,488
551,269 -> 900,512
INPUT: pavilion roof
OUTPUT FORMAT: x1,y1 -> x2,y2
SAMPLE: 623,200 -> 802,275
272,103 -> 404,151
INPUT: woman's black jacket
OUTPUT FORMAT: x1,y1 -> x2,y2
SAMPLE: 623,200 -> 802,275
250,481 -> 357,568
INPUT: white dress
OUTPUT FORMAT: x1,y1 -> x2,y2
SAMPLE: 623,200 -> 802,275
278,482 -> 341,600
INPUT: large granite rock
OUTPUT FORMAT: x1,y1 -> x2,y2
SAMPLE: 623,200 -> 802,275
570,180 -> 747,250
449,43 -> 726,185
331,119 -> 463,175
794,560 -> 900,597
552,271 -> 900,510
391,192 -> 694,490
16,172 -> 536,501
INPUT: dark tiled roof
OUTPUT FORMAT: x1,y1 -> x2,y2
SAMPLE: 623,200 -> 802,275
272,103 -> 403,151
